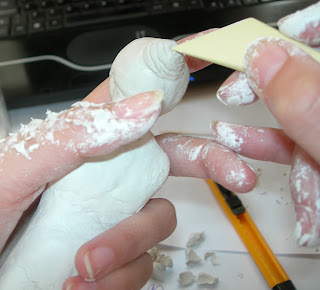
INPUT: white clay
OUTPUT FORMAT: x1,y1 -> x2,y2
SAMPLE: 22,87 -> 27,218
0,38 -> 189,289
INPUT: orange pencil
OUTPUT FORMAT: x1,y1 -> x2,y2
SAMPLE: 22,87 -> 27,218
206,180 -> 296,290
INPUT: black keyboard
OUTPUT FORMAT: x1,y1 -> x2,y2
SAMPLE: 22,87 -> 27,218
0,0 -> 312,39
0,0 -> 317,108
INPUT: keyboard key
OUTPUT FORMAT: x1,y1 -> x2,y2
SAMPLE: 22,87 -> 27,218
0,15 -> 8,37
0,15 -> 9,26
168,1 -> 186,12
242,0 -> 259,5
0,0 -> 16,10
0,25 -> 8,37
29,10 -> 44,19
30,18 -> 45,33
188,0 -> 203,9
11,14 -> 27,36
151,2 -> 167,14
225,0 -> 242,7
46,17 -> 63,30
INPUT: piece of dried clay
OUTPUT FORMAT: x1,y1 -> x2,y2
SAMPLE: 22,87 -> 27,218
197,272 -> 219,286
186,232 -> 205,248
148,246 -> 173,282
185,248 -> 201,265
177,271 -> 196,287
204,251 -> 220,265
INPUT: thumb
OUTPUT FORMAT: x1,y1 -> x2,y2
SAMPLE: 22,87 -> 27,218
244,37 -> 320,164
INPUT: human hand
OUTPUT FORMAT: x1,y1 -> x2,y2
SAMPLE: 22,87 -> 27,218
0,86 -> 163,267
212,2 -> 320,247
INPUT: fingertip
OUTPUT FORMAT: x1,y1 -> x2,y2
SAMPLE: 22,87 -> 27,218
216,71 -> 257,106
211,121 -> 244,153
224,162 -> 258,194
75,243 -> 115,282
112,90 -> 163,119
244,37 -> 290,94
277,2 -> 320,47
202,142 -> 257,193
63,276 -> 96,290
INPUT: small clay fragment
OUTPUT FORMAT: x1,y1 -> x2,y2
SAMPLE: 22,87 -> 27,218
204,251 -> 219,265
177,271 -> 196,287
186,232 -> 205,248
185,248 -> 201,265
148,247 -> 173,281
197,272 -> 219,286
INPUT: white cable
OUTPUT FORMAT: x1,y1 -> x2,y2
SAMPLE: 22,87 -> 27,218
0,54 -> 112,71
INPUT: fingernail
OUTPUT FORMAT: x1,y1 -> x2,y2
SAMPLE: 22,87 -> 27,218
244,37 -> 289,92
211,121 -> 244,153
210,120 -> 217,130
84,247 -> 114,280
216,72 -> 256,106
113,90 -> 163,119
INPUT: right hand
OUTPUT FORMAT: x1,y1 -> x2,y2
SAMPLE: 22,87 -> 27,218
211,2 -> 320,247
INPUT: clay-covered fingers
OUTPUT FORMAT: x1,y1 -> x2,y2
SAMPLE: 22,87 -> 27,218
244,38 -> 320,165
290,147 -> 320,247
156,133 -> 257,193
216,2 -> 320,107
0,91 -> 162,249
211,121 -> 295,165
64,198 -> 177,290
277,1 -> 320,47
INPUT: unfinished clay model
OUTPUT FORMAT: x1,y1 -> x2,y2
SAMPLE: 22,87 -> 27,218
0,38 -> 189,289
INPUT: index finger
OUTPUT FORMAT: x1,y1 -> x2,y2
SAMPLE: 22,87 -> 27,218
0,91 -> 162,249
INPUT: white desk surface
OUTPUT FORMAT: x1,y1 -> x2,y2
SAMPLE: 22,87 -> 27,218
8,82 -> 320,290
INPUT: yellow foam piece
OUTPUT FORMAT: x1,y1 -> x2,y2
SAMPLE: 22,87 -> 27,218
173,18 -> 320,72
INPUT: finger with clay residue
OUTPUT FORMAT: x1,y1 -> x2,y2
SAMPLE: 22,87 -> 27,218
0,91 -> 162,249
216,71 -> 258,106
211,121 -> 295,164
156,133 -> 257,193
0,91 -> 162,198
290,147 -> 320,247
278,1 -> 320,47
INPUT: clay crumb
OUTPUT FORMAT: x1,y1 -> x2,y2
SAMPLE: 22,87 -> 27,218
237,272 -> 244,279
197,272 -> 219,286
204,251 -> 219,265
257,167 -> 262,177
185,248 -> 201,266
178,271 -> 196,287
186,232 -> 205,248
148,246 -> 173,282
